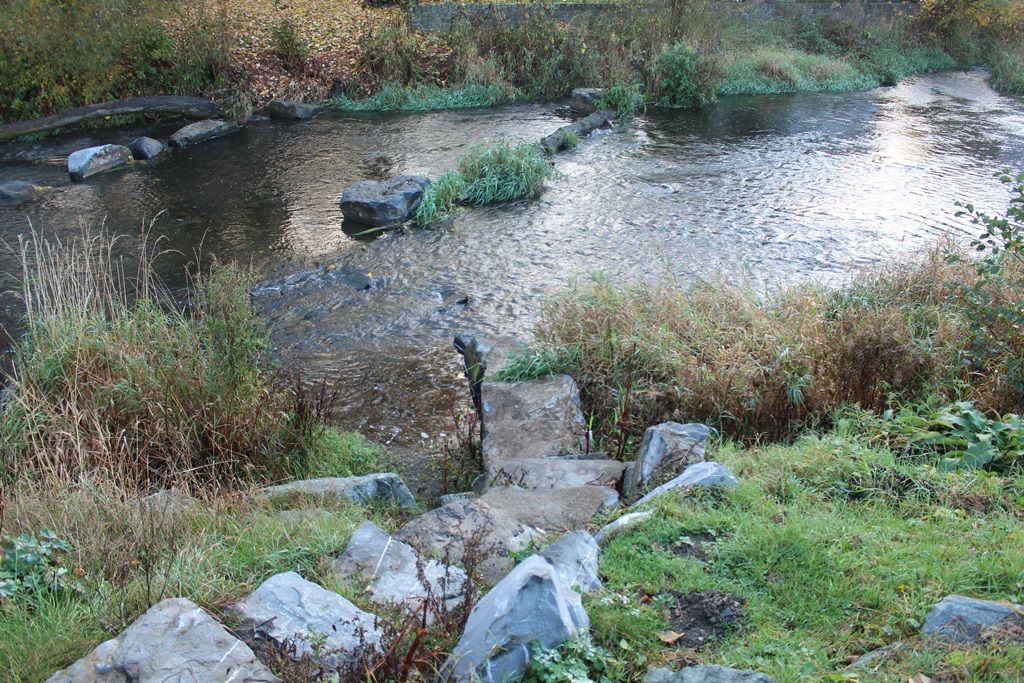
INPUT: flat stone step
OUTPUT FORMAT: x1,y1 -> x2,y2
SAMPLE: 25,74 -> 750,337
488,456 -> 624,490
396,485 -> 615,583
481,375 -> 587,467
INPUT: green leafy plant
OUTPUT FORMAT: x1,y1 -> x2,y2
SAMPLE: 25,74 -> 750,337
655,39 -> 718,107
596,82 -> 646,117
523,634 -> 625,683
947,171 -> 1024,393
875,400 -> 1024,471
271,19 -> 309,72
0,530 -> 71,601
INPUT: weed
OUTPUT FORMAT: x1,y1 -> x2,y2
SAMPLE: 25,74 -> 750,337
271,19 -> 309,73
0,529 -> 72,601
655,40 -> 718,107
415,170 -> 466,226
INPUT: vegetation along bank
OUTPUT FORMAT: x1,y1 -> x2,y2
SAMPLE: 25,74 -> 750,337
1,0 -> 1022,127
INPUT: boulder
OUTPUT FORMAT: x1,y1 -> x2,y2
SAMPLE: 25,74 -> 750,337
488,456 -> 624,490
48,597 -> 279,683
594,509 -> 655,546
332,520 -> 466,613
67,144 -> 131,181
437,491 -> 478,506
168,119 -> 239,147
570,88 -> 605,115
0,180 -> 43,203
644,665 -> 775,683
262,473 -> 416,509
481,375 -> 587,467
630,422 -> 710,496
440,554 -> 588,683
231,572 -> 382,672
267,100 -> 319,120
921,594 -> 1024,644
633,462 -> 739,508
339,175 -> 431,227
454,332 -> 490,413
128,136 -> 165,160
137,489 -> 193,519
396,485 -> 611,583
539,530 -> 602,594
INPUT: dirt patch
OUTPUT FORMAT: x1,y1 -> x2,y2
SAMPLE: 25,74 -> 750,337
662,590 -> 745,649
668,533 -> 718,563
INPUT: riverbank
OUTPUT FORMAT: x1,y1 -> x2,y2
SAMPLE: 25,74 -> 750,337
1,0 -> 1021,128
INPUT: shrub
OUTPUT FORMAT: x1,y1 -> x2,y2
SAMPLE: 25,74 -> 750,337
271,19 -> 309,73
654,39 -> 718,106
0,232 -> 372,491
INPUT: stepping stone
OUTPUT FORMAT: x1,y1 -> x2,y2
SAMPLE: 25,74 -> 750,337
632,462 -> 739,509
440,554 -> 588,683
481,375 -> 587,468
340,175 -> 430,226
396,485 -> 612,583
231,572 -> 381,673
922,594 -> 1024,644
570,88 -> 605,114
261,472 -> 416,508
68,144 -> 131,181
267,100 -> 319,120
332,520 -> 466,616
47,597 -> 277,683
488,456 -> 624,490
128,136 -> 165,160
0,180 -> 43,203
168,119 -> 238,147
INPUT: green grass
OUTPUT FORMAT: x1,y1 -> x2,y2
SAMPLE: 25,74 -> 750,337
415,140 -> 556,226
591,430 -> 1024,682
332,81 -> 521,112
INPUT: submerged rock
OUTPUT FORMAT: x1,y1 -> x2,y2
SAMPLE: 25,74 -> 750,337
168,119 -> 239,147
232,572 -> 381,673
48,597 -> 278,683
267,100 -> 319,120
0,180 -> 43,203
128,136 -> 165,160
340,175 -> 431,226
440,554 -> 588,683
68,144 -> 131,181
261,472 -> 416,508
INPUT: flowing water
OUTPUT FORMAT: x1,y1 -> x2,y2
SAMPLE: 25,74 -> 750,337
1,69 -> 1023,451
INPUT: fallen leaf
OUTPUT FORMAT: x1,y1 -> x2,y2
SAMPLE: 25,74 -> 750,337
657,631 -> 685,645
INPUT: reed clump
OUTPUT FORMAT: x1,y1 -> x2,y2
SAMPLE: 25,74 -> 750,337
0,232 -> 380,491
511,241 -> 1024,444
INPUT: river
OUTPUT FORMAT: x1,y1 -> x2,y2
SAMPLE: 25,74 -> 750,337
1,69 -> 1022,450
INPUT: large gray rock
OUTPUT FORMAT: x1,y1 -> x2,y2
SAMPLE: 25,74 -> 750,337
594,509 -> 655,546
262,473 -> 416,508
454,332 -> 490,413
644,665 -> 775,683
340,175 -> 431,227
48,597 -> 279,683
441,554 -> 588,683
539,530 -> 601,594
570,88 -> 605,115
168,119 -> 239,147
46,639 -> 126,683
0,180 -> 43,203
231,572 -> 381,672
921,594 -> 1024,644
267,100 -> 319,120
632,422 -> 710,495
128,136 -> 165,160
68,144 -> 131,181
488,456 -> 624,490
481,375 -> 587,468
332,520 -> 466,613
396,485 -> 611,583
633,461 -> 739,508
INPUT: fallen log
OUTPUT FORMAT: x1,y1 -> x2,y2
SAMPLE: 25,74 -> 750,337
0,96 -> 223,142
539,108 -> 617,155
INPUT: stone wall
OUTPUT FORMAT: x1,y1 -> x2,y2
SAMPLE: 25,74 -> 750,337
409,1 -> 918,33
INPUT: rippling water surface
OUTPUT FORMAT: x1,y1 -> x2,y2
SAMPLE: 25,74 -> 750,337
2,70 -> 1022,447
